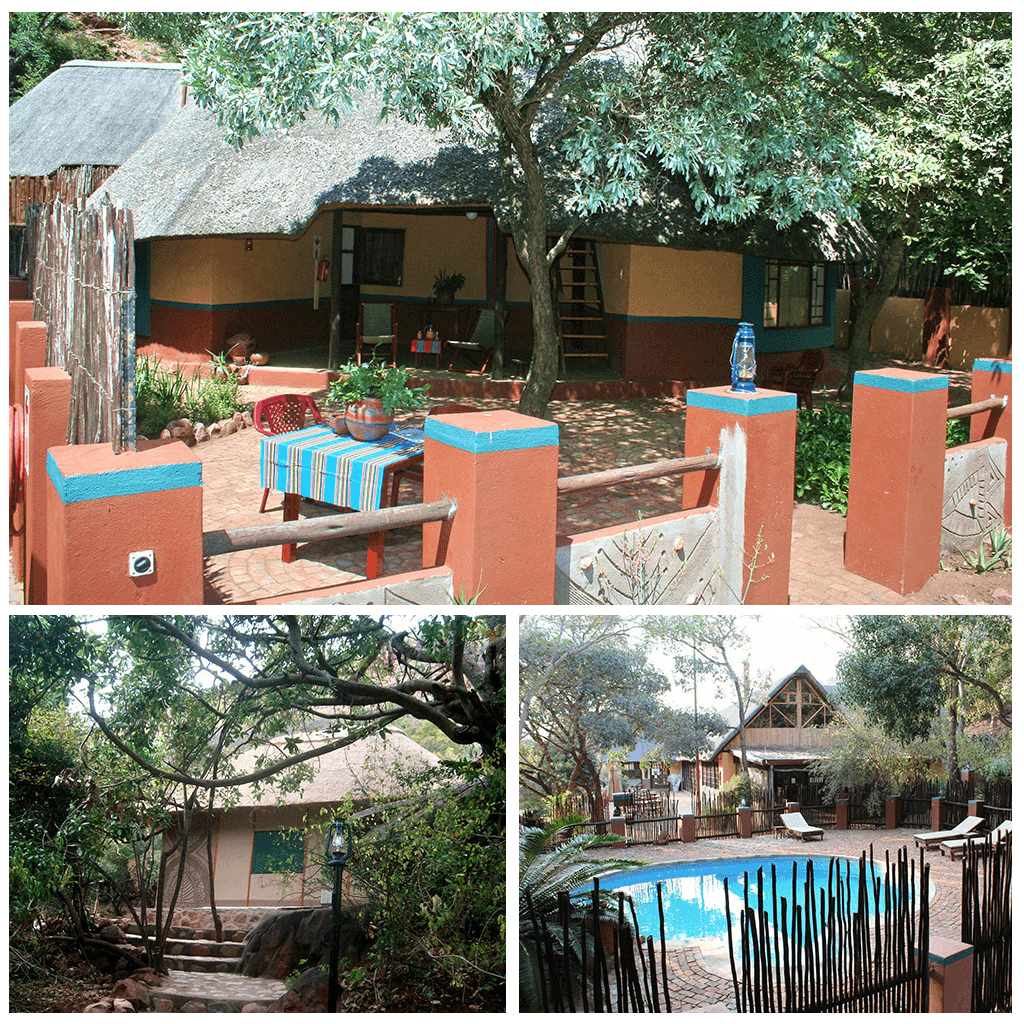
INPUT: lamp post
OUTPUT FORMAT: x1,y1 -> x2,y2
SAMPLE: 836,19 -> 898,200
729,322 -> 757,393
325,819 -> 353,1013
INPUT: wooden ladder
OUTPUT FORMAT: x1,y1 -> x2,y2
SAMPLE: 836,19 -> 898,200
554,238 -> 608,373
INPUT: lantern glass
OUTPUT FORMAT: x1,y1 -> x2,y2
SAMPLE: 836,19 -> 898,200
730,322 -> 757,393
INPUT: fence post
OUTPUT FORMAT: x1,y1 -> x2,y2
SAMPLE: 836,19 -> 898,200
845,369 -> 948,594
606,818 -> 627,848
422,410 -> 559,603
9,302 -> 37,401
45,440 -> 204,604
960,768 -> 975,798
682,386 -> 798,604
835,799 -> 850,830
885,796 -> 901,830
680,815 -> 696,843
22,367 -> 73,604
12,318 -> 49,411
967,799 -> 984,822
921,937 -> 974,1013
736,804 -> 752,839
971,358 -> 1011,526
931,797 -> 945,833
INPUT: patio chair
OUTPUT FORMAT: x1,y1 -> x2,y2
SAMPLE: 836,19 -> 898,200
766,348 -> 825,410
913,814 -> 985,849
939,820 -> 1011,859
444,307 -> 504,373
356,302 -> 398,366
388,402 -> 478,505
780,811 -> 824,841
253,394 -> 324,513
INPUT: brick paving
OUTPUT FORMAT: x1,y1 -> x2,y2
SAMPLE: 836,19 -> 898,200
585,828 -> 965,1011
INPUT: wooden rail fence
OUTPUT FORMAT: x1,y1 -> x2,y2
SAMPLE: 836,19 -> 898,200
202,497 -> 456,558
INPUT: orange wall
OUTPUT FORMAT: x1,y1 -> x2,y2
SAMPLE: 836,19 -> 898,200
617,245 -> 743,319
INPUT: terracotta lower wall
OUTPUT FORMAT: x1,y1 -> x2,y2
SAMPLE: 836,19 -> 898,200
140,301 -> 333,360
608,318 -> 736,383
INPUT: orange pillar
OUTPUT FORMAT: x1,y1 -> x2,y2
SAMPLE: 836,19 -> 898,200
845,369 -> 948,594
682,387 -> 798,604
12,318 -> 48,408
736,805 -> 752,839
922,937 -> 974,1013
422,410 -> 558,604
23,367 -> 72,604
970,358 -> 1011,526
835,799 -> 850,830
9,301 -> 36,401
45,439 -> 204,605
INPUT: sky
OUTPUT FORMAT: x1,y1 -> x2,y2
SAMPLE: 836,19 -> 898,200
642,613 -> 851,713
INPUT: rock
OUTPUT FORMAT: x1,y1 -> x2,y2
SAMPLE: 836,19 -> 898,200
219,417 -> 238,436
100,924 -> 127,943
168,424 -> 196,446
129,968 -> 161,988
84,1000 -> 113,1013
208,422 -> 223,439
150,998 -> 174,1013
193,423 -> 210,443
242,1004 -> 268,1013
233,411 -> 246,429
269,969 -> 329,1013
242,411 -> 254,428
241,907 -> 366,980
111,978 -> 150,1010
169,418 -> 191,430
111,998 -> 135,1013
180,1000 -> 208,1012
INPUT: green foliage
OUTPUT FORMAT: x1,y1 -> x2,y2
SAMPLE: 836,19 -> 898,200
946,417 -> 969,447
959,733 -> 1011,788
326,361 -> 429,415
134,355 -> 246,436
718,770 -> 754,812
959,525 -> 1011,573
793,404 -> 851,514
432,268 -> 465,298
9,13 -> 113,102
351,760 -> 505,1008
519,822 -> 640,1010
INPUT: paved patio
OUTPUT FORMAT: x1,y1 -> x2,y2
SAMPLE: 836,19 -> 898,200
584,828 -> 966,1012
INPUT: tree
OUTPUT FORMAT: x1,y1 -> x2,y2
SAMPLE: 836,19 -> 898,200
834,13 -> 1011,389
837,615 -> 1010,776
181,12 -> 862,416
9,614 -> 505,980
519,617 -> 668,822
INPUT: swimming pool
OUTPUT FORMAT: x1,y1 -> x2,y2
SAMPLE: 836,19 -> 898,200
596,856 -> 901,947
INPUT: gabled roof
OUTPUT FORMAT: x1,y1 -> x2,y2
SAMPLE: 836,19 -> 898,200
95,91 -> 872,261
9,60 -> 185,177
709,665 -> 838,759
217,729 -> 440,810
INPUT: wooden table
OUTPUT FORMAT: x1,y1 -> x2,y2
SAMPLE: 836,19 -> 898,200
259,424 -> 425,577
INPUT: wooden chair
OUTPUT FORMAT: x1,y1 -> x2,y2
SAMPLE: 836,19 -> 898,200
356,302 -> 398,366
389,403 -> 478,505
444,307 -> 503,374
766,348 -> 825,409
253,394 -> 324,512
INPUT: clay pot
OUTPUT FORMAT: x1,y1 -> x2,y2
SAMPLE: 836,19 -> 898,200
250,352 -> 268,366
232,354 -> 247,366
345,399 -> 393,442
328,413 -> 348,436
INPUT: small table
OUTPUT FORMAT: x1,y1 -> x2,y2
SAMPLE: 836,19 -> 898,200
260,424 -> 425,577
411,334 -> 443,369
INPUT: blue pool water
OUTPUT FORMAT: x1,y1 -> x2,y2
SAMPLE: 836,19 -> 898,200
597,857 -> 894,946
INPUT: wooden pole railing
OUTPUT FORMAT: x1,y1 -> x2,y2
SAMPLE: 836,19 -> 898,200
946,394 -> 1006,421
202,497 -> 455,557
557,451 -> 720,495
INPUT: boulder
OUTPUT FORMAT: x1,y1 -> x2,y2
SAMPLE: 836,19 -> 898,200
241,1003 -> 268,1013
241,907 -> 366,980
111,998 -> 135,1013
268,969 -> 329,1013
194,423 -> 210,443
150,998 -> 175,1013
179,1000 -> 208,1012
99,924 -> 126,944
111,978 -> 150,1010
84,1000 -> 113,1013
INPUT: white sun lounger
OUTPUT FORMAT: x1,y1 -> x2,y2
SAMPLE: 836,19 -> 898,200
940,820 -> 1011,859
913,815 -> 985,849
780,812 -> 824,841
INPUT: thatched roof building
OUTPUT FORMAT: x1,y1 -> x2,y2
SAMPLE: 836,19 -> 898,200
9,60 -> 186,177
218,729 -> 441,810
166,728 -> 443,908
96,92 -> 870,262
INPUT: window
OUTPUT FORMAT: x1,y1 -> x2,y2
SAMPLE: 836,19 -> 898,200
251,830 -> 305,875
359,228 -> 405,286
764,259 -> 826,328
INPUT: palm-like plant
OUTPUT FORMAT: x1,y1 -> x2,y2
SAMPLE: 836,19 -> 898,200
519,823 -> 640,1010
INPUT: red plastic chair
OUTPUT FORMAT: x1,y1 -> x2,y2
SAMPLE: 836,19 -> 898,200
253,394 -> 324,512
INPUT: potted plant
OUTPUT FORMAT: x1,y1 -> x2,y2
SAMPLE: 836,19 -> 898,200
326,361 -> 429,442
432,268 -> 465,306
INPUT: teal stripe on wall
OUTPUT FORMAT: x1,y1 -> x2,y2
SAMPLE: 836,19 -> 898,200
47,451 -> 203,503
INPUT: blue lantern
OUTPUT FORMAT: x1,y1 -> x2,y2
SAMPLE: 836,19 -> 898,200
730,322 -> 757,393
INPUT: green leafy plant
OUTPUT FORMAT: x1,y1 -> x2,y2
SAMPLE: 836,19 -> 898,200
946,417 -> 970,447
793,404 -> 852,514
326,361 -> 429,414
959,525 -> 1011,572
432,268 -> 466,300
134,355 -> 246,436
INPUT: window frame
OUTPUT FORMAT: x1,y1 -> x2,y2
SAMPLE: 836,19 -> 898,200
764,259 -> 827,329
359,227 -> 405,287
250,829 -> 305,875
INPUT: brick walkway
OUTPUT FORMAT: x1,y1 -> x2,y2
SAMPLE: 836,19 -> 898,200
586,829 -> 965,1012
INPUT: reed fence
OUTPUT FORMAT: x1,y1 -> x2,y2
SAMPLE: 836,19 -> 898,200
962,831 -> 1011,1012
30,195 -> 136,452
726,846 -> 930,1012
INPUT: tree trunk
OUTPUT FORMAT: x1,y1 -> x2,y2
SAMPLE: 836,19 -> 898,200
840,229 -> 907,399
735,664 -> 750,774
946,679 -> 960,778
492,225 -> 508,379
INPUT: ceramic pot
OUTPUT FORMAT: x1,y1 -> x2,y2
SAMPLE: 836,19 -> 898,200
232,354 -> 247,366
249,352 -> 268,366
345,399 -> 393,442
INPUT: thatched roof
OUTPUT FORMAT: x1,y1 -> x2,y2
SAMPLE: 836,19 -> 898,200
218,729 -> 440,811
96,92 -> 871,261
9,60 -> 185,177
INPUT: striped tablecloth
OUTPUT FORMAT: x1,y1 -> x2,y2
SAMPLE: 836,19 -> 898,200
259,425 -> 425,512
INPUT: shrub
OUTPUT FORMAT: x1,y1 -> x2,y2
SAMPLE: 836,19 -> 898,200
134,356 -> 246,437
794,404 -> 852,514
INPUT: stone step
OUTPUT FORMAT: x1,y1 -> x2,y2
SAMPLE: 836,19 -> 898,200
149,969 -> 287,1012
116,934 -> 244,973
133,924 -> 250,943
162,953 -> 241,974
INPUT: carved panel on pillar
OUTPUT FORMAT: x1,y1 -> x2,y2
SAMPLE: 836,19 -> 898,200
941,441 -> 1007,553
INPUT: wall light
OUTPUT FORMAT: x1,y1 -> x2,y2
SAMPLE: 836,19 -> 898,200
465,211 -> 479,221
